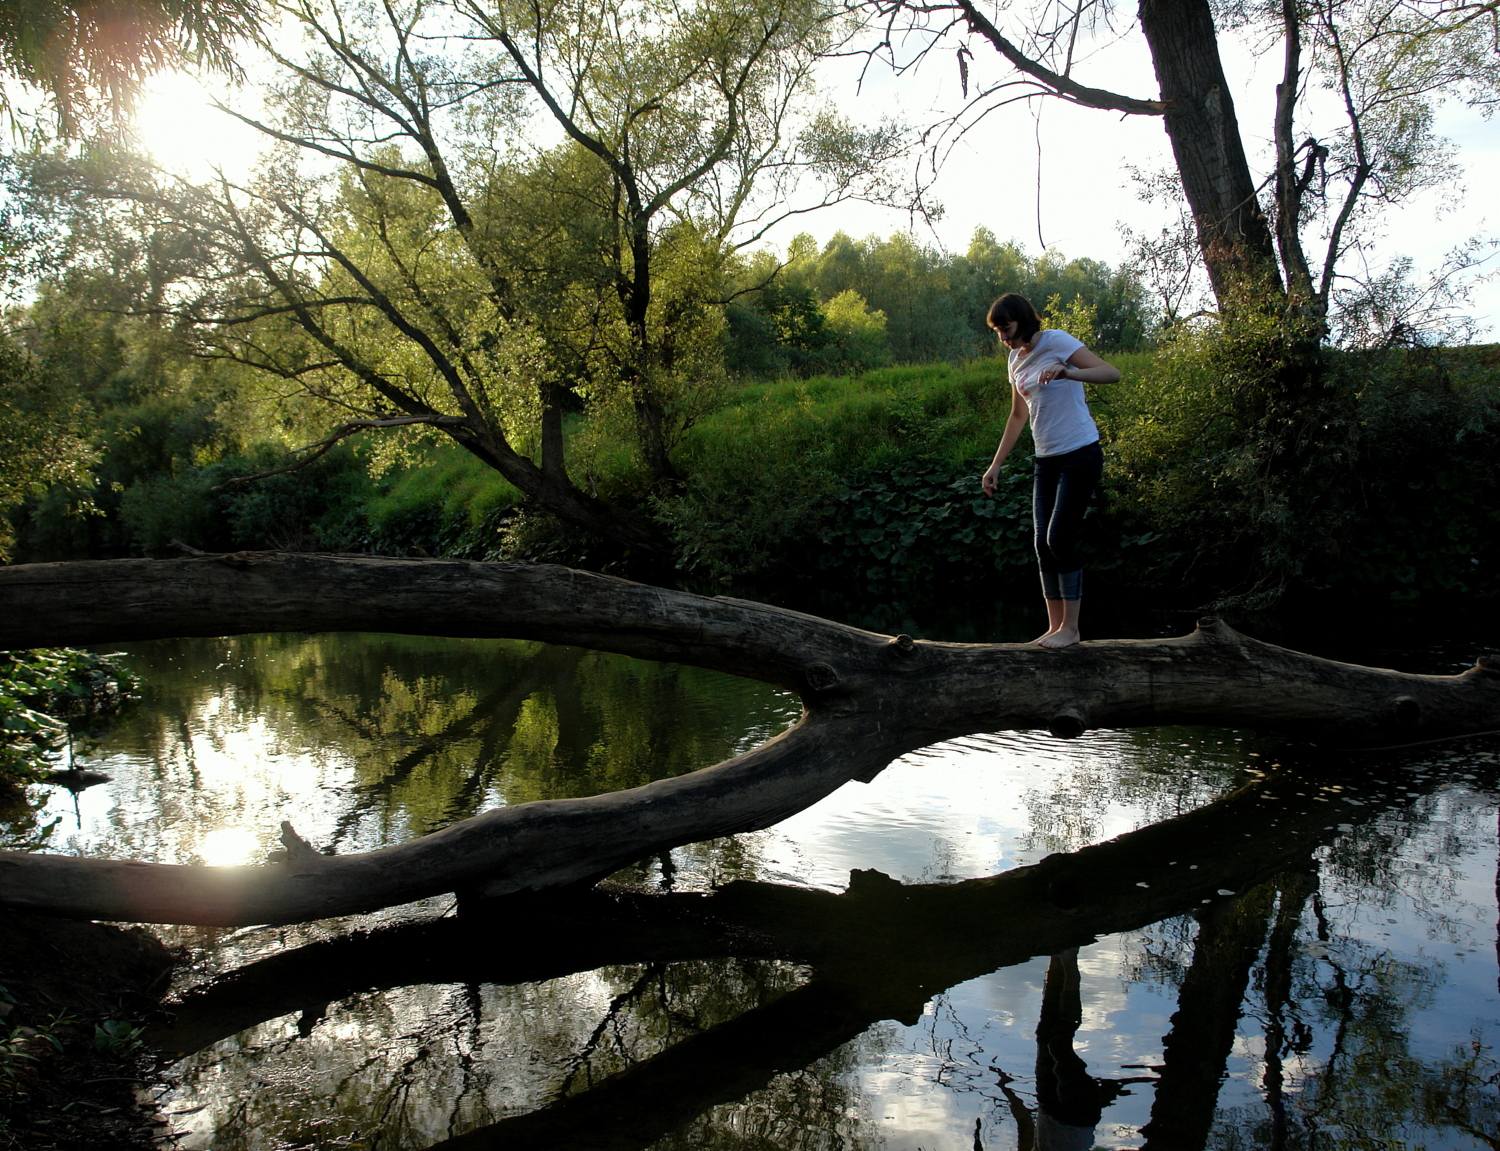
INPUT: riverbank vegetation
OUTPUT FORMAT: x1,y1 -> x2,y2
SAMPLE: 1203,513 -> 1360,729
4,253 -> 1496,612
0,0 -> 1496,616
0,649 -> 136,792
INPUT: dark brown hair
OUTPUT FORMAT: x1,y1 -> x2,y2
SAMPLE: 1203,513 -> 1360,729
986,293 -> 1042,343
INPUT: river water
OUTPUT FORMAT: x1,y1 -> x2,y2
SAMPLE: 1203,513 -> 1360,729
24,626 -> 1500,1150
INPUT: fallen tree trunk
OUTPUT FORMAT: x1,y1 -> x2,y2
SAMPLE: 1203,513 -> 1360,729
1,553 -> 1497,926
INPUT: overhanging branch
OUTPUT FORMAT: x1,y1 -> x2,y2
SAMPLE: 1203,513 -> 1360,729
950,0 -> 1165,115
209,415 -> 470,491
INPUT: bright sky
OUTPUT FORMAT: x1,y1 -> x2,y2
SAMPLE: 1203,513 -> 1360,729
129,16 -> 1500,338
794,22 -> 1500,337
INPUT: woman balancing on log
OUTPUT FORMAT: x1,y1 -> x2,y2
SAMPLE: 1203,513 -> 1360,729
981,293 -> 1120,649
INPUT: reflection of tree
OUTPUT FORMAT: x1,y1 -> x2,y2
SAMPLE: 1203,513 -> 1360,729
1020,727 -> 1254,857
83,634 -> 797,864
145,755 -> 1447,1150
1259,869 -> 1319,1151
1181,842 -> 1500,1151
1274,948 -> 1494,1150
1140,880 -> 1275,1150
321,644 -> 589,849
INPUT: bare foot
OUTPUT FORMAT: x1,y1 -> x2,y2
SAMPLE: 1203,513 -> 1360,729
1036,627 -> 1079,649
1033,628 -> 1058,644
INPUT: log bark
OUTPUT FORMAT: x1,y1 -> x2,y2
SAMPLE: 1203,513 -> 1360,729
1,553 -> 1497,927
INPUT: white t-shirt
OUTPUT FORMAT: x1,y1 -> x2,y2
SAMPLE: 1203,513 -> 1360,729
1008,329 -> 1100,458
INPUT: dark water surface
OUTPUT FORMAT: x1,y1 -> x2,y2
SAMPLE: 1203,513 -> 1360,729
29,629 -> 1500,1150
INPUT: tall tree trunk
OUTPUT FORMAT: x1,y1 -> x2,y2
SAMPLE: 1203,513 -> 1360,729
1139,882 -> 1276,1148
1260,869 -> 1320,1151
1138,0 -> 1284,307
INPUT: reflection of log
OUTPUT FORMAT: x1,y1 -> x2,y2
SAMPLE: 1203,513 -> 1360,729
2,554 -> 1498,926
149,757 -> 1423,1057
145,758 -> 1434,1151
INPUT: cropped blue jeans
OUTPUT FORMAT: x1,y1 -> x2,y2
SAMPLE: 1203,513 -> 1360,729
1033,440 -> 1102,601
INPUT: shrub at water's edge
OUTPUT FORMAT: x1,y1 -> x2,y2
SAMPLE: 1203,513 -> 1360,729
0,650 -> 138,790
1098,335 -> 1500,607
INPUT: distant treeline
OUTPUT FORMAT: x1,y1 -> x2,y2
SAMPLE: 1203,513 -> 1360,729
723,228 -> 1151,376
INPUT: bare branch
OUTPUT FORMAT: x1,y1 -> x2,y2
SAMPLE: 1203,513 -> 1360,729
949,0 -> 1164,115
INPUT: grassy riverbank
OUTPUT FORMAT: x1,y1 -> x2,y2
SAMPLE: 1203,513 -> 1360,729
353,342 -> 1500,610
8,343 -> 1499,613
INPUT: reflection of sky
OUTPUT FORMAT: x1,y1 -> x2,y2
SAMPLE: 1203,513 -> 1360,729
747,729 -> 1244,890
44,712 -> 363,864
31,637 -> 1500,1151
720,735 -> 1500,1150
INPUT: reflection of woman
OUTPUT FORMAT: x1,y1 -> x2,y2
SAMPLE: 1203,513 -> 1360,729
980,294 -> 1120,649
1033,949 -> 1115,1149
996,948 -> 1132,1150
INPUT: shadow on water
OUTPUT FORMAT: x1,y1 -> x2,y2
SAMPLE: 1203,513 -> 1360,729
139,738 -> 1500,1151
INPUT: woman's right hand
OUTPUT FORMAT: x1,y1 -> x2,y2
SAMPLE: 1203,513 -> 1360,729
982,465 -> 1001,496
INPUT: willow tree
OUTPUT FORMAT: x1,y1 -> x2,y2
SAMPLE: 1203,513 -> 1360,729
17,0 -> 909,558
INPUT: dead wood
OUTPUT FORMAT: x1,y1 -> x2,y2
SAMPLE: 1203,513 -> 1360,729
1,553 -> 1497,927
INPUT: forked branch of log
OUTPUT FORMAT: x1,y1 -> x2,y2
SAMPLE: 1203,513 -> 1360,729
1,553 -> 1496,926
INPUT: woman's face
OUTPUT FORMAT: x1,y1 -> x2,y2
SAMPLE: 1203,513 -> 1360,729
995,320 -> 1029,351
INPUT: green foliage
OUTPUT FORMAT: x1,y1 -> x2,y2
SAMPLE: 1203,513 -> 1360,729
815,455 -> 1034,586
656,387 -> 843,580
90,1019 -> 145,1058
363,445 -> 521,559
0,328 -> 97,561
1321,345 -> 1500,600
1,0 -> 913,561
820,290 -> 892,373
658,361 -> 1035,583
1099,319 -> 1500,606
0,0 -> 260,138
724,277 -> 833,377
0,649 -> 138,788
1,1013 -> 67,1090
3,262 -> 374,560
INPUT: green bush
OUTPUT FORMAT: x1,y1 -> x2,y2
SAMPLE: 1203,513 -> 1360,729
815,455 -> 1034,586
1098,323 -> 1500,607
657,388 -> 843,580
659,362 -> 1039,584
362,445 -> 521,558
